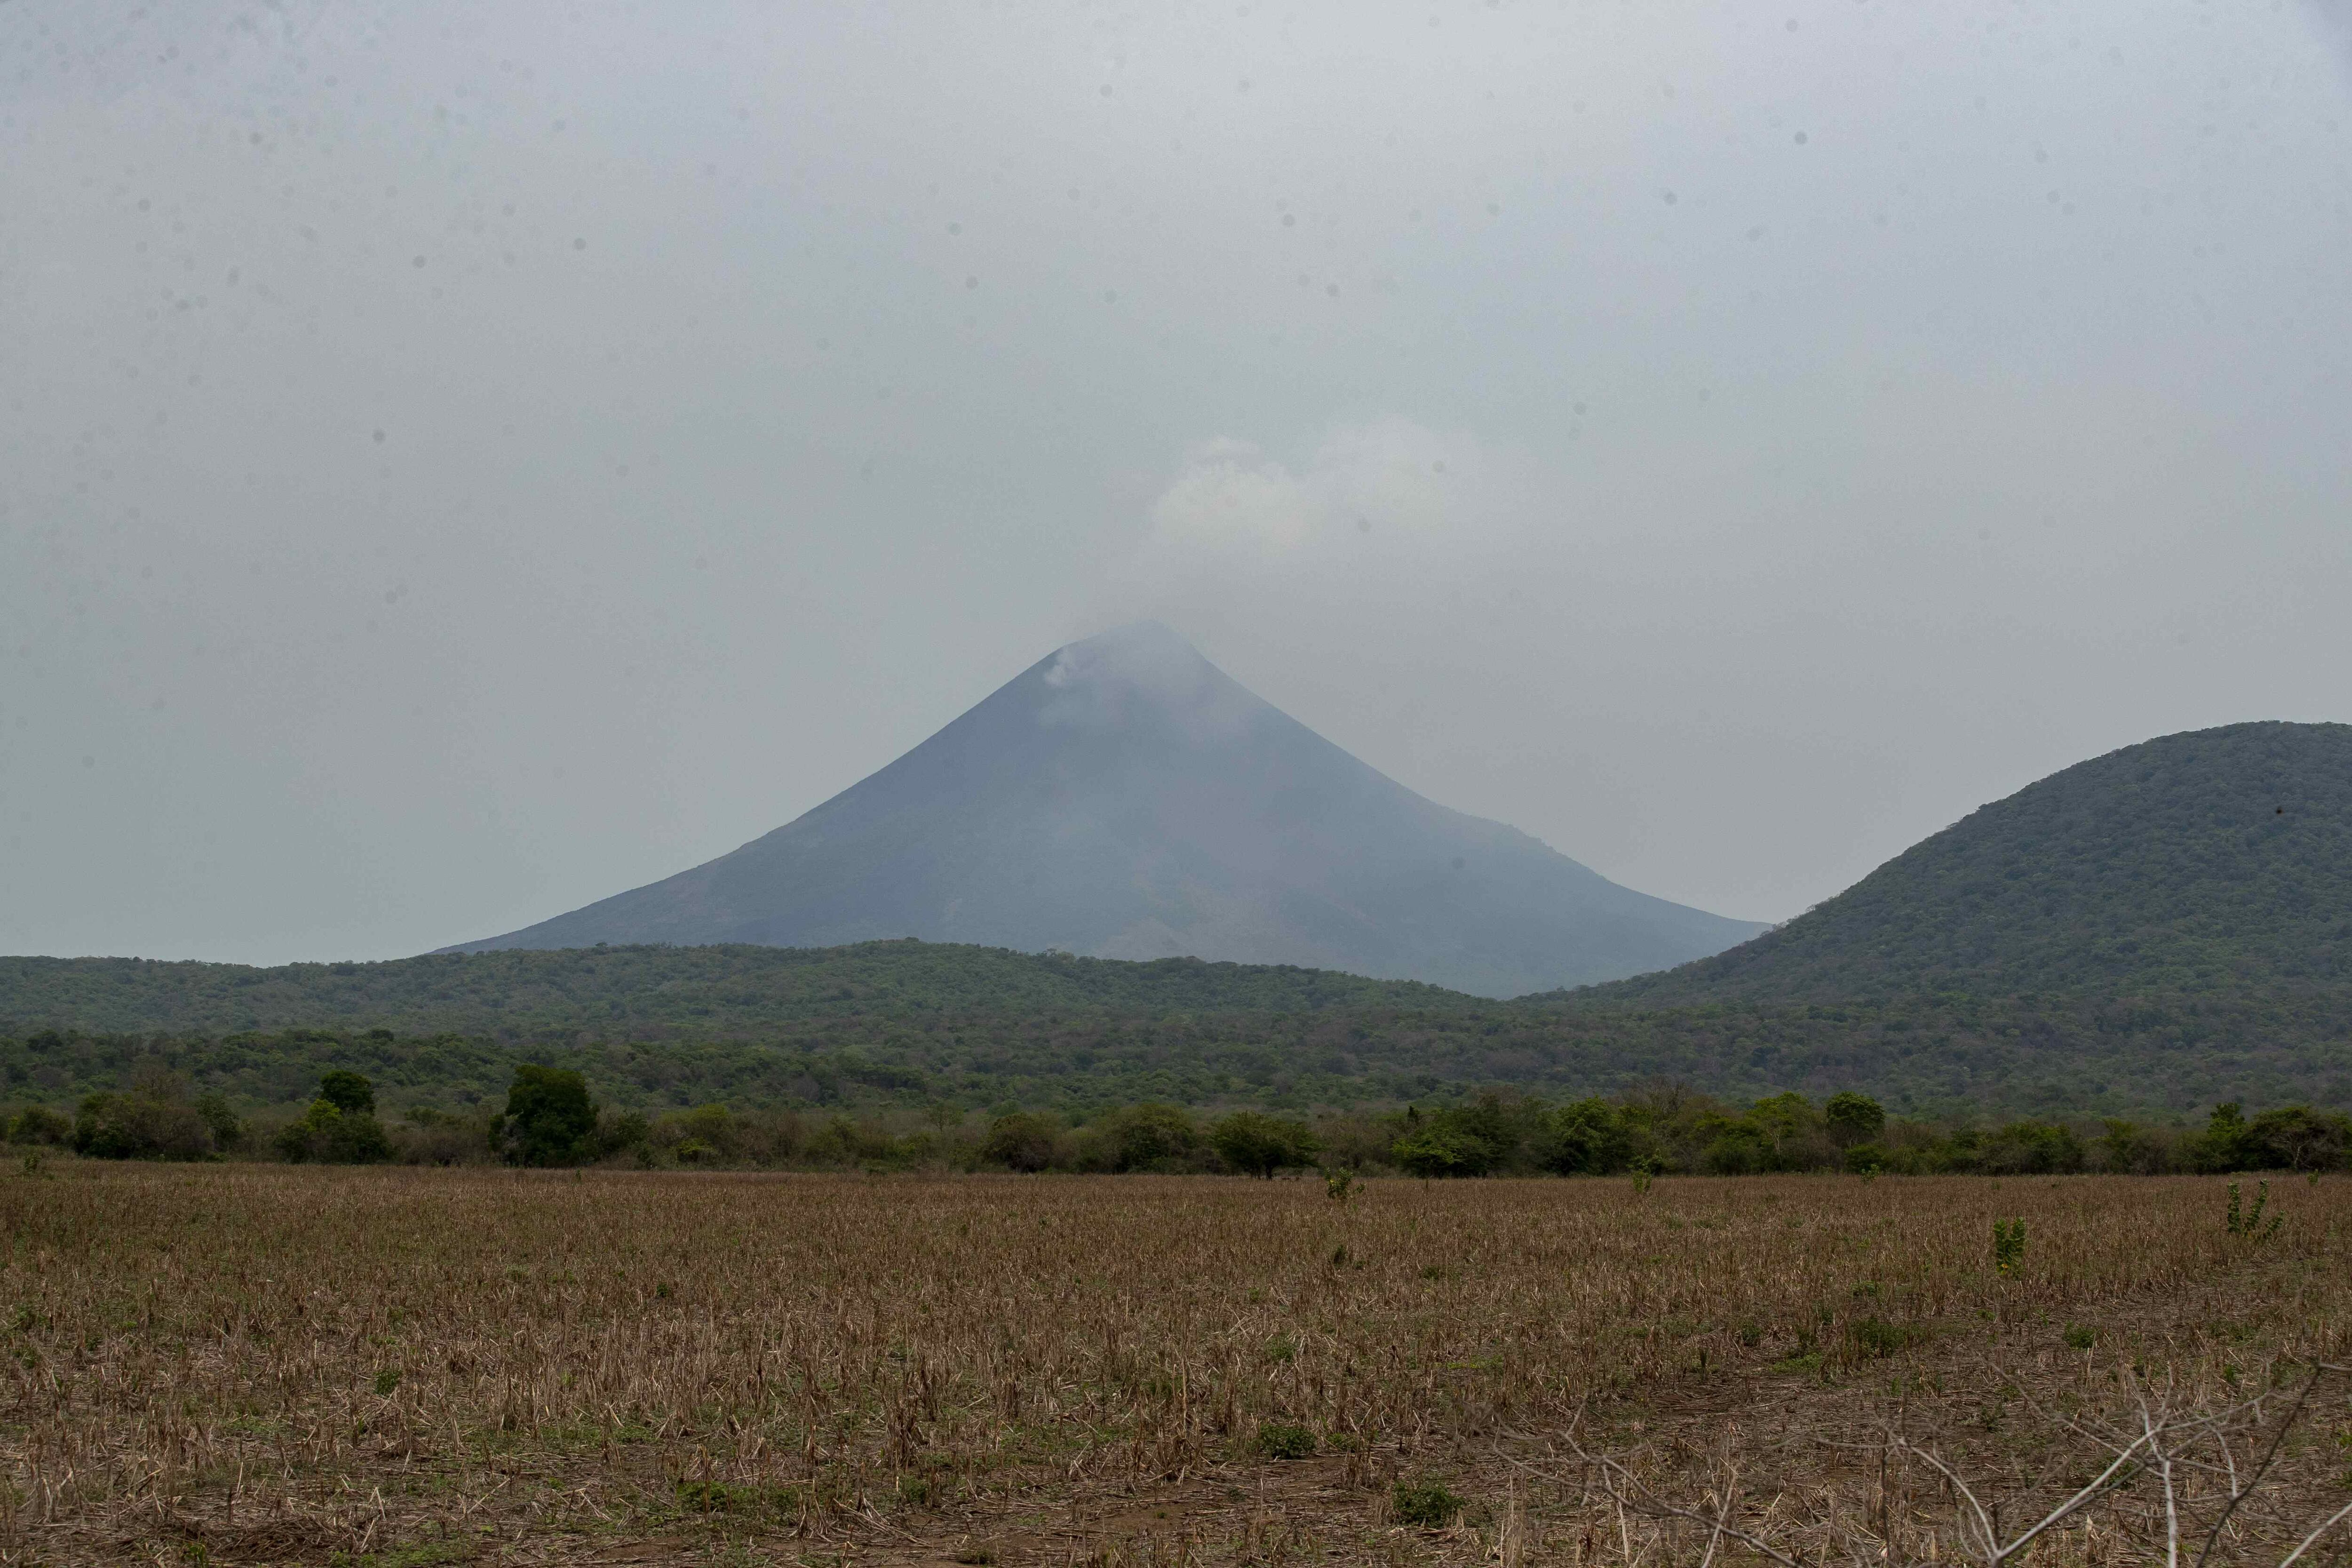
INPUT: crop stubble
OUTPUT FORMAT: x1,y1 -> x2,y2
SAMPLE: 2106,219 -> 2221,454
1,1166 -> 2345,1565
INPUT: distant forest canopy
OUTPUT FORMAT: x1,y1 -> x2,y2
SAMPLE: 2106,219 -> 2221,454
19,1059 -> 2349,1178
4,971 -> 2348,1119
0,942 -> 1462,1038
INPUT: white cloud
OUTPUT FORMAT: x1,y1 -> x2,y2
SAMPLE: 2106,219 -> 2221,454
1142,418 -> 1522,576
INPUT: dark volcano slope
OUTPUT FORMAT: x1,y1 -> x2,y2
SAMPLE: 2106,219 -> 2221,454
439,623 -> 1763,997
1593,721 -> 2352,1004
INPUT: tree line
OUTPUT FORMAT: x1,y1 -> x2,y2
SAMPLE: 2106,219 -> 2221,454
11,1064 -> 2348,1176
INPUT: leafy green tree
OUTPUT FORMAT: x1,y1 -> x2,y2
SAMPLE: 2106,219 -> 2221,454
1392,1123 -> 1496,1178
194,1091 -> 246,1152
498,1065 -> 599,1166
1823,1091 -> 1886,1147
1973,1121 -> 2085,1175
1083,1102 -> 1199,1171
276,1072 -> 389,1163
1537,1097 -> 1631,1174
2190,1103 -> 2256,1172
2099,1118 -> 2165,1174
1210,1111 -> 1319,1178
979,1110 -> 1061,1172
2241,1106 -> 2351,1172
275,1097 -> 392,1163
317,1070 -> 376,1115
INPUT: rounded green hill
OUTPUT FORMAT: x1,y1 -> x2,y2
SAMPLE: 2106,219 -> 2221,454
1604,721 -> 2352,1002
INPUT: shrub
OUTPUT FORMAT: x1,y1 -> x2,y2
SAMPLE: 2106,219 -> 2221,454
1391,1479 -> 1464,1528
71,1064 -> 215,1160
7,1106 -> 72,1146
592,1108 -> 652,1162
658,1105 -> 739,1162
395,1105 -> 493,1166
1209,1112 -> 1319,1178
497,1065 -> 599,1166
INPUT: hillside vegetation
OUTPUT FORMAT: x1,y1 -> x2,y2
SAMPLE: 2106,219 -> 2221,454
8,724 -> 2352,1119
8,983 -> 2350,1119
0,941 -> 1460,1038
1590,721 -> 2352,1003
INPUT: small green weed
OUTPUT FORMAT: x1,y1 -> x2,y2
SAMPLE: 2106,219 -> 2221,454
1255,1423 -> 1315,1460
2225,1182 -> 2283,1242
1851,1318 -> 1931,1358
327,1542 -> 474,1568
1992,1218 -> 2027,1275
2064,1323 -> 2097,1351
1391,1478 -> 1464,1528
676,1479 -> 762,1513
1324,1167 -> 1357,1202
374,1369 -> 402,1397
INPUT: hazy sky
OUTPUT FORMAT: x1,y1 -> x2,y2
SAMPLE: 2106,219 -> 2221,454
4,1 -> 2350,964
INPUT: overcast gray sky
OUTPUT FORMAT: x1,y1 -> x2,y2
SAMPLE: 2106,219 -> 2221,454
3,1 -> 2349,964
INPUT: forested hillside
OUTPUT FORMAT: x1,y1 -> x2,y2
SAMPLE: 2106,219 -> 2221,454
0,941 -> 1461,1038
8,985 -> 2348,1119
1589,722 -> 2352,1004
9,722 -> 2352,1120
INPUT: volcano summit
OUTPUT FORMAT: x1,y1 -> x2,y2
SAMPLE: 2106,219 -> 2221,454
441,624 -> 1764,995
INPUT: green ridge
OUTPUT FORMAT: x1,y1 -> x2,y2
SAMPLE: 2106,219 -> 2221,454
1584,721 -> 2352,1004
0,940 -> 1463,1038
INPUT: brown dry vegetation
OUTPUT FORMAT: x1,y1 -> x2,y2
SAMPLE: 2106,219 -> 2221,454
1,1162 -> 2347,1567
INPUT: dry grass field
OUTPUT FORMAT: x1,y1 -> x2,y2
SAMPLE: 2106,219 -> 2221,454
2,1162 -> 2347,1567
